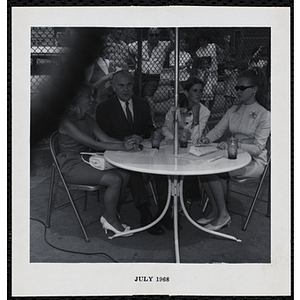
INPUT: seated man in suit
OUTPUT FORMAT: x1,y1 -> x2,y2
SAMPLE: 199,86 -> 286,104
96,70 -> 173,235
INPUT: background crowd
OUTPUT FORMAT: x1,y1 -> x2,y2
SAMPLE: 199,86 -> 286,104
31,27 -> 270,133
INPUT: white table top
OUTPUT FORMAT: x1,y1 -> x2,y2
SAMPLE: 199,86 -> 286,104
104,140 -> 252,176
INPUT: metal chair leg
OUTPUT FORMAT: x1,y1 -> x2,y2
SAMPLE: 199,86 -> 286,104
197,176 -> 210,213
202,196 -> 209,213
266,164 -> 271,218
142,173 -> 158,206
46,165 -> 56,228
148,179 -> 158,206
266,184 -> 270,218
64,186 -> 90,242
242,164 -> 270,231
57,169 -> 90,242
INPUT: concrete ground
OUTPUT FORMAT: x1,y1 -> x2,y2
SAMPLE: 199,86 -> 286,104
30,140 -> 270,264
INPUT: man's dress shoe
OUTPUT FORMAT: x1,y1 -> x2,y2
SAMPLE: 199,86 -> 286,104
160,217 -> 173,230
160,216 -> 182,231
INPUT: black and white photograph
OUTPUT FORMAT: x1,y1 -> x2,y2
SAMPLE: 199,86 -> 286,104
11,5 -> 292,297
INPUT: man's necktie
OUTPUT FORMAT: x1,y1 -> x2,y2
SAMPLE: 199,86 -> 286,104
125,101 -> 134,130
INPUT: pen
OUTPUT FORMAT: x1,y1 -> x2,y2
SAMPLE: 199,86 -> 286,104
208,155 -> 223,162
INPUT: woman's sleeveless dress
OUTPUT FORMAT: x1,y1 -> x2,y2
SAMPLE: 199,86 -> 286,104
56,114 -> 107,185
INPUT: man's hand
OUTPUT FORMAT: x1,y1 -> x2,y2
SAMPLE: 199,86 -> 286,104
124,134 -> 143,144
124,135 -> 143,150
123,138 -> 141,150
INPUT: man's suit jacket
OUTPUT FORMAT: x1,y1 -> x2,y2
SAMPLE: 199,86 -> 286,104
96,94 -> 155,141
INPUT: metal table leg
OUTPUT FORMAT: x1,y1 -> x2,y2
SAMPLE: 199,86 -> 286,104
169,175 -> 181,263
109,177 -> 172,239
110,174 -> 241,264
178,178 -> 242,243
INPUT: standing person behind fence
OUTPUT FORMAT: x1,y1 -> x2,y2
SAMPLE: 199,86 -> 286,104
248,46 -> 270,81
198,67 -> 270,230
128,28 -> 175,100
85,53 -> 115,116
195,36 -> 219,75
194,36 -> 220,110
169,36 -> 192,82
102,29 -> 135,71
222,56 -> 239,109
196,57 -> 218,110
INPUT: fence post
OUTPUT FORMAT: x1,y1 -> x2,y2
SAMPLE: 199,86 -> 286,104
136,28 -> 142,100
174,27 -> 179,156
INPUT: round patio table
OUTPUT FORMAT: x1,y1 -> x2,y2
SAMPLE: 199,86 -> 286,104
104,140 -> 251,263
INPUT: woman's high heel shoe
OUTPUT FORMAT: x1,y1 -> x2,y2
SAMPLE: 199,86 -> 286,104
100,216 -> 133,237
204,216 -> 231,231
196,216 -> 216,225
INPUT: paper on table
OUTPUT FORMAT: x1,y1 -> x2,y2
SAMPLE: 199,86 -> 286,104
175,151 -> 224,162
189,145 -> 218,157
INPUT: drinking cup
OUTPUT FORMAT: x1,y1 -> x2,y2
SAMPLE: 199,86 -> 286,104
151,131 -> 161,149
179,129 -> 188,148
228,138 -> 238,159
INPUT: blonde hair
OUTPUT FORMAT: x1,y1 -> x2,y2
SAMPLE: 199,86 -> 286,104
65,82 -> 94,120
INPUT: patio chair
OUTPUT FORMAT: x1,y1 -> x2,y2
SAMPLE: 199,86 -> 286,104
225,136 -> 271,231
46,131 -> 103,242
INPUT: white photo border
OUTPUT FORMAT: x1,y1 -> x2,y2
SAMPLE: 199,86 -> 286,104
11,6 -> 291,297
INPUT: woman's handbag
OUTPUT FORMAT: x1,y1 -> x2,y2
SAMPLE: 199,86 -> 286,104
80,152 -> 116,170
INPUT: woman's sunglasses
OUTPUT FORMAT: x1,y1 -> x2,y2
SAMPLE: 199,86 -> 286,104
149,33 -> 160,37
235,85 -> 254,91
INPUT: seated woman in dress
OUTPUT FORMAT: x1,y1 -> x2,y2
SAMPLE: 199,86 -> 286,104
57,83 -> 138,236
198,67 -> 270,230
162,77 -> 210,146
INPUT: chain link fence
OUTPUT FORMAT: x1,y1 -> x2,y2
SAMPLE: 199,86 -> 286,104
31,27 -> 270,128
